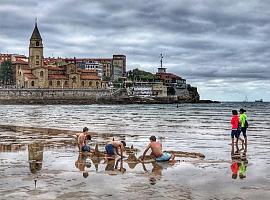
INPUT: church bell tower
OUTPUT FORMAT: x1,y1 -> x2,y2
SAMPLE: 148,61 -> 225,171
29,20 -> 43,68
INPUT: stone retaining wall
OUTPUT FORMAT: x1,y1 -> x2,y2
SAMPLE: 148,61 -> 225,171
0,89 -> 115,104
0,88 -> 200,104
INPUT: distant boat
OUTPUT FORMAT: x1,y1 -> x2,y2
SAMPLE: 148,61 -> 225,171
255,99 -> 263,102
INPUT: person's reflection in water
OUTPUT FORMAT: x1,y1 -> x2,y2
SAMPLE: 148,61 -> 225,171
75,154 -> 89,178
231,161 -> 239,179
150,163 -> 163,185
239,160 -> 247,179
115,157 -> 126,174
28,143 -> 44,174
142,162 -> 171,185
105,158 -> 126,175
231,154 -> 248,180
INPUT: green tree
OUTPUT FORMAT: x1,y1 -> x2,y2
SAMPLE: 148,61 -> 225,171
127,68 -> 157,82
103,75 -> 111,81
0,60 -> 14,85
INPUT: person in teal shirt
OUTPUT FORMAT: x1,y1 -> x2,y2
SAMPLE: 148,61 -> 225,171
239,108 -> 248,153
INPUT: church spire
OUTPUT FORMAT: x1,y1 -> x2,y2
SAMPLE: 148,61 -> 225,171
30,19 -> 42,40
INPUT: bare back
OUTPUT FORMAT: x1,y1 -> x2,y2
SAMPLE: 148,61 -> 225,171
150,142 -> 163,157
108,141 -> 122,149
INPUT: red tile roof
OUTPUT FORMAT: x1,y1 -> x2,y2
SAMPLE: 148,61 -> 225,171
79,69 -> 97,73
24,73 -> 37,79
48,75 -> 69,80
22,69 -> 32,74
48,66 -> 65,71
65,58 -> 112,62
13,59 -> 28,64
81,75 -> 100,80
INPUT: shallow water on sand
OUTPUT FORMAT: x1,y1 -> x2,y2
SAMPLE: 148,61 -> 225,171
0,102 -> 270,199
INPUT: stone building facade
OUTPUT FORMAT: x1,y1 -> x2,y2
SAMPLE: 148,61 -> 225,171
16,22 -> 105,89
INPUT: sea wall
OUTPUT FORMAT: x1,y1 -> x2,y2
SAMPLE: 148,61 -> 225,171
0,88 -> 114,104
0,88 -> 202,104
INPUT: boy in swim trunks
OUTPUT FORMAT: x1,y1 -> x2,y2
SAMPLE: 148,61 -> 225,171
105,140 -> 126,159
141,135 -> 175,162
77,127 -> 91,153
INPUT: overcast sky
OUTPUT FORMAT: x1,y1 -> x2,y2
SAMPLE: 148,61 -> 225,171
0,0 -> 270,101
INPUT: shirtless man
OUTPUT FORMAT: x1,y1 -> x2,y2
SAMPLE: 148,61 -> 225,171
141,135 -> 175,162
77,127 -> 91,153
105,140 -> 126,159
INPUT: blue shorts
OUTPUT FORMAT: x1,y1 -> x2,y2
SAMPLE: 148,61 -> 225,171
105,144 -> 115,156
82,144 -> 90,152
156,152 -> 171,162
231,130 -> 240,139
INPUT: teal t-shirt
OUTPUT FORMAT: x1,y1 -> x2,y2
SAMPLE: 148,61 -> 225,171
240,113 -> 247,127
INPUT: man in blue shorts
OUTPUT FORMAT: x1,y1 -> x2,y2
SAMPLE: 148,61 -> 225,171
141,136 -> 175,162
105,140 -> 126,159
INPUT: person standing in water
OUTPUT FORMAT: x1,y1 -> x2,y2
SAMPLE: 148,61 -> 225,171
239,108 -> 248,153
230,110 -> 240,155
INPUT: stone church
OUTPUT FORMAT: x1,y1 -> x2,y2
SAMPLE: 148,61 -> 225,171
16,22 -> 104,89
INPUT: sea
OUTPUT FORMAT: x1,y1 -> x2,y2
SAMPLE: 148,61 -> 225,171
0,102 -> 270,200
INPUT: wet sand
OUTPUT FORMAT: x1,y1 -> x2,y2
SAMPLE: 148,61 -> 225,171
1,124 -> 270,200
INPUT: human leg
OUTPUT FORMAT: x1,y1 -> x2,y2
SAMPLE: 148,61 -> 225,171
231,130 -> 235,155
241,128 -> 247,153
231,138 -> 235,155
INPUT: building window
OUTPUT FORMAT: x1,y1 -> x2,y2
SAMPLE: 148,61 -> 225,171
31,81 -> 34,87
36,55 -> 39,59
81,81 -> 84,87
65,81 -> 68,86
89,81 -> 92,86
72,76 -> 76,83
57,81 -> 61,86
96,81 -> 99,87
36,41 -> 39,46
36,61 -> 39,65
49,81 -> 52,86
40,71 -> 43,77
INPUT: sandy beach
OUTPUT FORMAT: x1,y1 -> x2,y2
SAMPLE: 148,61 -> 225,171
1,103 -> 270,200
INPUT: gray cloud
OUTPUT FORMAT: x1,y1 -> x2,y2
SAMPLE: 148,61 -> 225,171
1,0 -> 270,101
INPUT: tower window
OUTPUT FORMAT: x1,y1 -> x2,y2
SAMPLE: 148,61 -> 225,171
36,61 -> 39,65
31,81 -> 35,87
36,55 -> 39,59
81,81 -> 85,87
40,71 -> 43,77
72,77 -> 76,83
36,41 -> 39,46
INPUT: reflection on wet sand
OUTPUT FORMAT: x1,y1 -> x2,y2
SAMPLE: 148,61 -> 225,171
28,143 -> 44,174
142,162 -> 173,185
0,144 -> 25,152
105,158 -> 126,175
231,152 -> 248,180
75,154 -> 90,178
